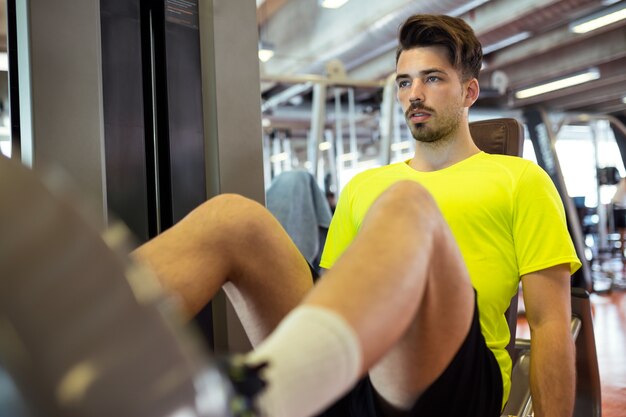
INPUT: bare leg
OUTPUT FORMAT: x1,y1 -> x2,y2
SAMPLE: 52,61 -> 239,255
303,181 -> 475,410
135,182 -> 473,413
132,193 -> 314,346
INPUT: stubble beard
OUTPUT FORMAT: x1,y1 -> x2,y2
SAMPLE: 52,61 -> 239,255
407,105 -> 463,146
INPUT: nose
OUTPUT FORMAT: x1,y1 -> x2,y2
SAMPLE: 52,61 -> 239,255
408,81 -> 424,103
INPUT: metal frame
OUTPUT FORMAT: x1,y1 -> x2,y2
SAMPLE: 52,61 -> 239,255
261,72 -> 386,191
552,112 -> 626,292
199,0 -> 266,354
14,0 -> 108,226
524,108 -> 593,291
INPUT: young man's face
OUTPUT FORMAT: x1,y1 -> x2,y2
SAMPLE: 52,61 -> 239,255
395,46 -> 477,144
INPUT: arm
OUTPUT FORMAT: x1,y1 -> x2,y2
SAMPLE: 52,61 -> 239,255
521,263 -> 575,417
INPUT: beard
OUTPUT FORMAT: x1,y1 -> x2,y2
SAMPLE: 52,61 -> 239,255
405,103 -> 463,145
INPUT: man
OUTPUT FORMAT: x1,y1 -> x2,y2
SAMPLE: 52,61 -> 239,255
134,13 -> 580,417
318,14 -> 580,417
0,12 -> 578,417
135,13 -> 579,417
134,16 -> 578,417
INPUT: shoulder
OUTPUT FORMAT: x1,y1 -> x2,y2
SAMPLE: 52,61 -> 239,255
477,153 -> 549,184
478,153 -> 533,171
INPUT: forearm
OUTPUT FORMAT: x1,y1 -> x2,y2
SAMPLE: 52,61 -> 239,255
529,322 -> 576,417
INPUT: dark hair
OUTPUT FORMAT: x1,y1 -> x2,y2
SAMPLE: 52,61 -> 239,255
396,14 -> 482,81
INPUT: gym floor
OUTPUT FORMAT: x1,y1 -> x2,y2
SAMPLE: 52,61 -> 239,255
517,290 -> 626,417
591,290 -> 626,417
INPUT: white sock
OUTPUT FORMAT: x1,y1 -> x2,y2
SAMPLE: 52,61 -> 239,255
245,305 -> 363,417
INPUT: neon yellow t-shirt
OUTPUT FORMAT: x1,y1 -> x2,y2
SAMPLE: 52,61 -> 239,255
320,151 -> 582,406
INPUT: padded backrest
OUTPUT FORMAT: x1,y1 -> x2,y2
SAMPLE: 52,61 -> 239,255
469,118 -> 524,157
468,118 -> 524,361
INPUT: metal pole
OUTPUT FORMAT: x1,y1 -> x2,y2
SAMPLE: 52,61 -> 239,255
334,88 -> 344,187
325,129 -> 339,196
272,131 -> 283,178
347,87 -> 358,170
283,131 -> 293,172
308,83 -> 326,178
17,0 -> 107,226
262,132 -> 271,189
591,121 -> 608,251
379,73 -> 395,166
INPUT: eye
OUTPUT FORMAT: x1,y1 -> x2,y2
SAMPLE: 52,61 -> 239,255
425,76 -> 441,83
397,80 -> 411,89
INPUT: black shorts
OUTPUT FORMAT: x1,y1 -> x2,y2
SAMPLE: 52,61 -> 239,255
317,294 -> 503,417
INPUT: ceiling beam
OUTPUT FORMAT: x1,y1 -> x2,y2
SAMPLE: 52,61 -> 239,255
348,0 -> 585,81
466,0 -> 563,34
517,73 -> 626,110
481,26 -> 626,90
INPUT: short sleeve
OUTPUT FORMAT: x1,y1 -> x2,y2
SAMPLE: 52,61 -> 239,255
513,163 -> 582,276
319,181 -> 358,269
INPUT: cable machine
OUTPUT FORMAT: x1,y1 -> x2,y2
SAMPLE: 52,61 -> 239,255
524,109 -> 626,292
261,72 -> 385,195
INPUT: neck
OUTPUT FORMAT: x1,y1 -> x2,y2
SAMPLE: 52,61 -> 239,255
408,123 -> 480,172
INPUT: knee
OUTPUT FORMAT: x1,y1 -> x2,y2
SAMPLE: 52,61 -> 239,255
194,193 -> 264,226
203,193 -> 258,214
378,181 -> 438,214
368,181 -> 446,233
384,180 -> 430,197
190,193 -> 275,244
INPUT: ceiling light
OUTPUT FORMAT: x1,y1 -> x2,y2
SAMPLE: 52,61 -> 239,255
482,31 -> 531,54
622,96 -> 626,104
447,0 -> 491,17
319,141 -> 332,151
570,2 -> 626,34
258,41 -> 275,62
319,0 -> 349,9
514,68 -> 600,99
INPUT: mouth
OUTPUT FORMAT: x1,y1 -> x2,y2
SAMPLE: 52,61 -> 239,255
406,103 -> 435,123
408,110 -> 432,123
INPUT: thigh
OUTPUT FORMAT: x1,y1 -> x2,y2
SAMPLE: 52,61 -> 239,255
305,181 -> 475,409
321,299 -> 502,417
133,194 -> 314,346
405,297 -> 503,416
368,222 -> 475,410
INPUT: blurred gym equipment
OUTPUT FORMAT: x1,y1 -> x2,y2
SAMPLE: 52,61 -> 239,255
0,156 -> 262,417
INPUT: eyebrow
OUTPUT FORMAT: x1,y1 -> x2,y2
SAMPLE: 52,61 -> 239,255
395,68 -> 448,81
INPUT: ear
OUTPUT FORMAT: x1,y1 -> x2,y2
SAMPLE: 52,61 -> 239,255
463,78 -> 480,107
